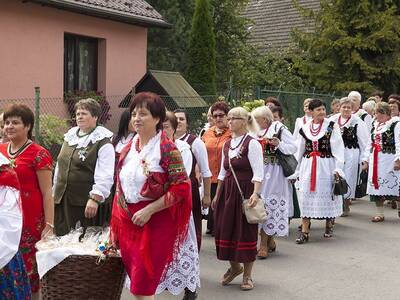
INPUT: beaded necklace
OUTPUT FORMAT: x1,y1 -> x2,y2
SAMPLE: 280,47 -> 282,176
309,120 -> 323,136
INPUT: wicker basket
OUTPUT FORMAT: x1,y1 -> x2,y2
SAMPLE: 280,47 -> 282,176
41,255 -> 125,300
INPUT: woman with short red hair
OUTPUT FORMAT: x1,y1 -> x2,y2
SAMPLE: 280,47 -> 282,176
111,92 -> 192,299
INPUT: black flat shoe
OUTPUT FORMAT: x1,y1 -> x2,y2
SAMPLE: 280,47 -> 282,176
295,232 -> 309,244
183,288 -> 198,300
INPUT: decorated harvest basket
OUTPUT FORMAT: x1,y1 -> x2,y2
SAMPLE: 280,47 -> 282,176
41,254 -> 125,300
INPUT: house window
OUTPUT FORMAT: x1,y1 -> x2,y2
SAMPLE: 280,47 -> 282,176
64,34 -> 98,92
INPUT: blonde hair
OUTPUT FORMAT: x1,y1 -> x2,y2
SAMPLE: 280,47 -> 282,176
362,100 -> 376,113
304,98 -> 313,105
375,102 -> 391,116
251,105 -> 273,123
228,107 -> 259,134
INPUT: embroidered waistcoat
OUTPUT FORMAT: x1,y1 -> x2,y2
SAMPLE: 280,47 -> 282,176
299,121 -> 334,158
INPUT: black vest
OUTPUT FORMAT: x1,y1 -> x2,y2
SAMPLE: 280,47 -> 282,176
342,124 -> 359,149
371,121 -> 398,154
299,121 -> 334,158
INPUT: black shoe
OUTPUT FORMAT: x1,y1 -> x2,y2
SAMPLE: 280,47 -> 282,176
295,232 -> 309,244
183,288 -> 198,300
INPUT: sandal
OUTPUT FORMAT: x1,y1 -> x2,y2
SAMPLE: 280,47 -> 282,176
371,215 -> 385,222
257,248 -> 268,259
240,276 -> 254,291
267,236 -> 276,253
324,219 -> 334,238
295,232 -> 309,244
221,266 -> 244,285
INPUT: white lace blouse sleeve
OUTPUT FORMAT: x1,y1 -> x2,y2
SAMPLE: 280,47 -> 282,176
0,187 -> 22,269
217,145 -> 227,181
277,127 -> 298,155
181,145 -> 193,176
356,119 -> 370,163
330,124 -> 345,177
364,114 -> 373,132
192,138 -> 212,178
90,143 -> 115,200
294,130 -> 306,174
394,122 -> 400,162
248,139 -> 264,182
52,161 -> 59,197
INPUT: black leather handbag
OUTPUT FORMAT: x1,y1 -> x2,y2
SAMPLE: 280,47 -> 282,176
333,175 -> 349,196
355,170 -> 368,198
275,126 -> 298,177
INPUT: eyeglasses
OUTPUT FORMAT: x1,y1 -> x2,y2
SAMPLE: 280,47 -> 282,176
227,117 -> 244,121
212,113 -> 226,119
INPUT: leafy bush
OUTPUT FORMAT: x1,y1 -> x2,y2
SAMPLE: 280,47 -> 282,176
39,114 -> 69,149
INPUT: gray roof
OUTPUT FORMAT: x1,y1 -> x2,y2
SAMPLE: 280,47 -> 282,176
29,0 -> 170,28
243,0 -> 320,52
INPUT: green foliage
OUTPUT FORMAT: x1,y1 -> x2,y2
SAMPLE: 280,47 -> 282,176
292,0 -> 400,95
39,114 -> 69,149
146,1 -> 194,72
187,0 -> 217,95
240,99 -> 265,112
232,47 -> 304,92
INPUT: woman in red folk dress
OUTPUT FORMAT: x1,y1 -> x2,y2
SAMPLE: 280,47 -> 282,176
0,104 -> 54,299
111,92 -> 192,300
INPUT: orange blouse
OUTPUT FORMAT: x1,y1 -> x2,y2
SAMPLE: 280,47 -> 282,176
202,126 -> 231,183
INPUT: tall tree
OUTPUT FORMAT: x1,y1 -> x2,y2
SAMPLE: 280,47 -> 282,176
187,0 -> 217,95
146,0 -> 194,72
292,0 -> 400,95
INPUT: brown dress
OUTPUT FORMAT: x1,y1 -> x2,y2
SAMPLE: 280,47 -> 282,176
181,133 -> 203,250
214,136 -> 258,263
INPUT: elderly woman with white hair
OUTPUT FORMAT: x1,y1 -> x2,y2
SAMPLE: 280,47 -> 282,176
348,90 -> 373,131
362,99 -> 376,117
251,106 -> 297,258
211,107 -> 263,291
361,102 -> 400,222
329,97 -> 369,215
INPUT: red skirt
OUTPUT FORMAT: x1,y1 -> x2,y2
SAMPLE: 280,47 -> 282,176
112,200 -> 177,296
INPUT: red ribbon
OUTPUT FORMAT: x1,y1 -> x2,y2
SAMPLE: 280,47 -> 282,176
310,150 -> 321,192
372,143 -> 381,189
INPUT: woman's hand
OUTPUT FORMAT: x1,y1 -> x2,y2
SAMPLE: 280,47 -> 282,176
202,194 -> 211,208
394,160 -> 400,171
248,193 -> 259,208
362,161 -> 368,171
211,196 -> 218,210
41,223 -> 54,239
269,137 -> 280,147
85,199 -> 99,218
132,207 -> 153,227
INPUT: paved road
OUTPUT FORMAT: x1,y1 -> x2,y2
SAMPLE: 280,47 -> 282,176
122,198 -> 400,300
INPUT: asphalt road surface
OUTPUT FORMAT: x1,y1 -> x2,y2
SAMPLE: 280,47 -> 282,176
122,198 -> 400,300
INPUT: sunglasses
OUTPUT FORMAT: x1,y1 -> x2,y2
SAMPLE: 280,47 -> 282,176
212,113 -> 226,119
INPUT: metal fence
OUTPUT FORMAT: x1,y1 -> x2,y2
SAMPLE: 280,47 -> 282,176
0,89 -> 212,159
0,87 -> 342,159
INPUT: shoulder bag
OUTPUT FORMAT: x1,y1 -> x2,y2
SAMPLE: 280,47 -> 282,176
274,126 -> 298,177
228,157 -> 268,224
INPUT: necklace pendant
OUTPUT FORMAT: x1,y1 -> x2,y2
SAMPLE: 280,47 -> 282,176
9,158 -> 16,168
78,147 -> 88,161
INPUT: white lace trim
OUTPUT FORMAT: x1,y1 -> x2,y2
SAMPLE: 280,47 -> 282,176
64,126 -> 113,149
298,190 -> 343,218
261,195 -> 289,236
